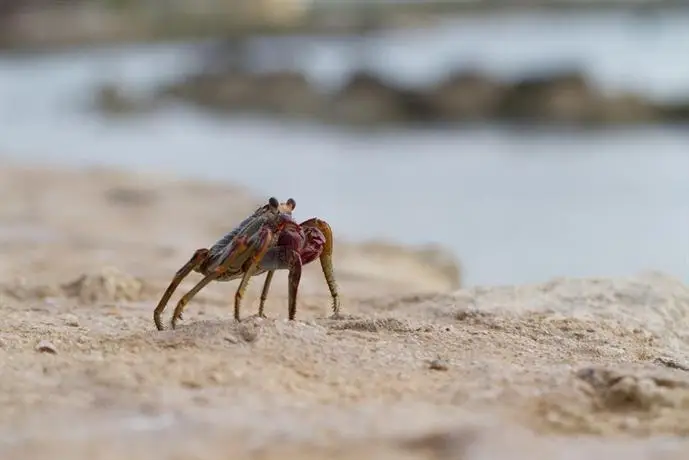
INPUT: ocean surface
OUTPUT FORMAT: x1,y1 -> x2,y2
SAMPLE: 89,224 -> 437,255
0,10 -> 687,287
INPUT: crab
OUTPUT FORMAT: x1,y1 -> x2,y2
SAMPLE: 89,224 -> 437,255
152,197 -> 341,330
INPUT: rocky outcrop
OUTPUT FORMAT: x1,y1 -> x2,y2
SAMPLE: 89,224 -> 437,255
500,72 -> 595,123
657,99 -> 689,122
103,67 -> 689,126
499,71 -> 658,125
92,83 -> 157,116
156,70 -> 324,118
426,71 -> 506,121
335,240 -> 463,293
326,72 -> 435,126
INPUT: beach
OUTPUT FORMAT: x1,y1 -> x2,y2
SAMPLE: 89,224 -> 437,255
1,161 -> 688,458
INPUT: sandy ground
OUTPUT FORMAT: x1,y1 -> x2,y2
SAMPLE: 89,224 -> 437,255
1,161 -> 689,459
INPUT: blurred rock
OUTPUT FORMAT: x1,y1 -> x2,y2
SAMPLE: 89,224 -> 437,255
339,239 -> 463,292
153,66 -> 689,126
61,266 -> 147,303
500,71 -> 601,124
158,72 -> 256,112
157,70 -> 323,117
252,71 -> 324,116
328,71 -> 433,126
426,71 -> 505,121
598,93 -> 659,124
93,83 -> 157,116
657,99 -> 689,122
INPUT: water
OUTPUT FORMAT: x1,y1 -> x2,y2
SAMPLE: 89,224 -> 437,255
0,11 -> 688,287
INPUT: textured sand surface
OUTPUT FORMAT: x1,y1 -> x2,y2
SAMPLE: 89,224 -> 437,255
1,161 -> 689,459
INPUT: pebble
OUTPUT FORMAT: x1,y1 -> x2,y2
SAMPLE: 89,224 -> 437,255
238,324 -> 259,343
36,340 -> 57,354
64,315 -> 80,327
429,358 -> 449,371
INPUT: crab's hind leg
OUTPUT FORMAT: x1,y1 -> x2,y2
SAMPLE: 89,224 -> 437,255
300,218 -> 340,318
255,247 -> 303,319
153,248 -> 209,331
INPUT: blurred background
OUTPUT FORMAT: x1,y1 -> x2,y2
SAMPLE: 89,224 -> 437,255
0,0 -> 687,287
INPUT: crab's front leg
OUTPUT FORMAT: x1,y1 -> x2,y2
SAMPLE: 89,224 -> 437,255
170,268 -> 222,330
153,248 -> 209,331
258,270 -> 275,318
300,218 -> 341,318
255,247 -> 303,319
169,226 -> 273,329
232,226 -> 276,322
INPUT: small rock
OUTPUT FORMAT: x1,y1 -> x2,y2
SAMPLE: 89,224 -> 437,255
64,316 -> 80,327
181,379 -> 201,389
36,340 -> 57,354
61,266 -> 145,303
238,323 -> 259,343
401,427 -> 479,457
224,335 -> 239,344
429,358 -> 449,371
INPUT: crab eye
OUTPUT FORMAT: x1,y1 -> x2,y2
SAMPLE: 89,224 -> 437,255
268,197 -> 279,209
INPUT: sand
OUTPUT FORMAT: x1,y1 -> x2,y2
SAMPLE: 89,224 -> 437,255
1,160 -> 689,459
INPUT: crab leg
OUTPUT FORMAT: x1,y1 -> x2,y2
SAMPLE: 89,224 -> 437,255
232,228 -> 275,321
153,248 -> 209,331
170,269 -> 222,330
255,247 -> 303,319
301,218 -> 341,318
258,270 -> 275,318
169,226 -> 274,329
285,250 -> 302,320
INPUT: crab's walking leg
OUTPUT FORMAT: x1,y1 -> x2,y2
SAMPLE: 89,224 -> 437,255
285,250 -> 303,320
258,271 -> 275,318
153,248 -> 209,331
301,218 -> 340,318
169,229 -> 273,328
234,228 -> 275,322
170,269 -> 222,330
256,247 -> 303,319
